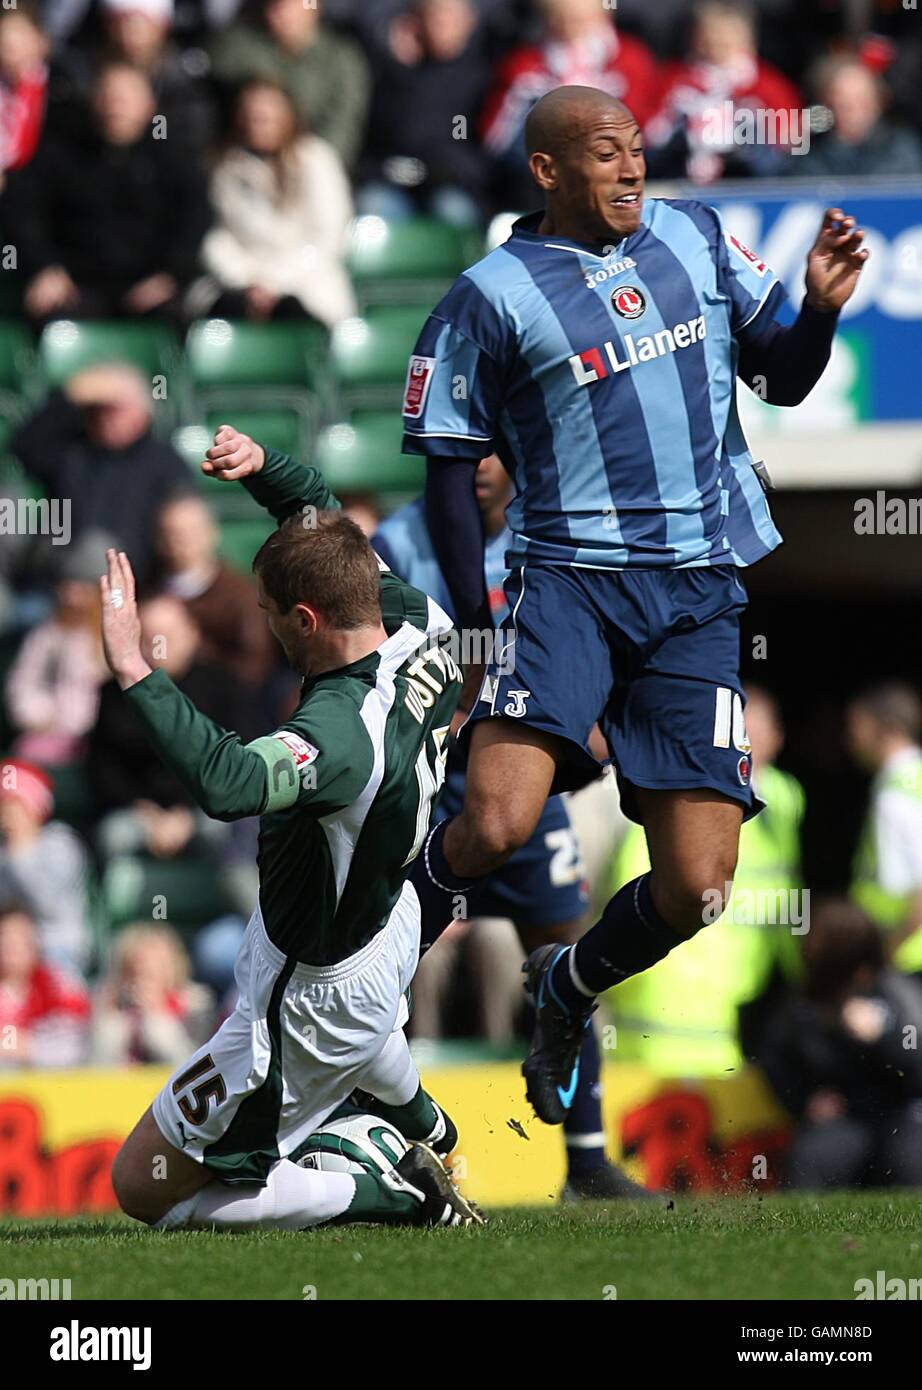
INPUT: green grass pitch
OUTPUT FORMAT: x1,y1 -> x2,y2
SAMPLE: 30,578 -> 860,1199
3,1195 -> 921,1300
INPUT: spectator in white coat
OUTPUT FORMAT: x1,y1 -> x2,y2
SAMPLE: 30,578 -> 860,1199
193,78 -> 356,328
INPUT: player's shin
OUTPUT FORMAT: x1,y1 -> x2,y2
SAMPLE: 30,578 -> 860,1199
155,1161 -> 359,1231
155,1161 -> 437,1231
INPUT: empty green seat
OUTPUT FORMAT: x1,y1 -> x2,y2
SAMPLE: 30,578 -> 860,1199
330,308 -> 426,411
218,516 -> 276,574
38,319 -> 179,387
346,216 -> 480,307
185,319 -> 330,394
314,413 -> 424,495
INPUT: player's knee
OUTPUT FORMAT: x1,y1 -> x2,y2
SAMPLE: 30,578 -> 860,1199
459,803 -> 530,870
111,1142 -> 162,1226
655,853 -> 738,937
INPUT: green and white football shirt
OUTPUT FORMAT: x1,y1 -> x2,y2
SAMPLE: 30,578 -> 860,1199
124,448 -> 461,964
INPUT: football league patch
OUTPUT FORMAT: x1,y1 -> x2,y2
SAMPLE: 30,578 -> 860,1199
273,729 -> 320,784
403,355 -> 437,419
724,231 -> 769,277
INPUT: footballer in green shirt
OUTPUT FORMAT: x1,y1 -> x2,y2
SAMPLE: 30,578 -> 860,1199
105,426 -> 481,1231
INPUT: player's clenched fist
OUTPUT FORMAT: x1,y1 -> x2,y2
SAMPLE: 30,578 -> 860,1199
203,424 -> 266,482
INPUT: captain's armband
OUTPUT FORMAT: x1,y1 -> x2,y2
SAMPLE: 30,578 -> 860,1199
247,730 -> 320,812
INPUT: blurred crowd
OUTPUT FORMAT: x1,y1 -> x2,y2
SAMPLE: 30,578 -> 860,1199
2,0 -> 922,1193
0,0 -> 921,330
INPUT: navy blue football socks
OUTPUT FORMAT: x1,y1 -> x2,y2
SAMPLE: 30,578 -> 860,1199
550,873 -> 686,1012
410,818 -> 476,954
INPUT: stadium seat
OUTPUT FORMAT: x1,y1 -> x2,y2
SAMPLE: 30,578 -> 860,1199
185,319 -> 332,449
38,319 -> 180,386
218,516 -> 276,575
185,318 -> 330,394
36,319 -> 182,433
346,216 -> 481,309
314,413 -> 424,495
172,421 -> 304,524
205,406 -> 305,461
329,307 -> 427,412
0,319 -> 40,419
102,854 -> 232,932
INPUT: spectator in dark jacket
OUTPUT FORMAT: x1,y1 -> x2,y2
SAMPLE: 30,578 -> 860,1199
70,0 -> 217,153
4,60 -> 210,322
757,898 -> 922,1190
12,364 -> 190,588
797,54 -> 922,178
357,0 -> 491,227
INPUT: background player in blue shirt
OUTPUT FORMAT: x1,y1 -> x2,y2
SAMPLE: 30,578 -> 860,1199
406,85 -> 869,1126
375,454 -> 647,1199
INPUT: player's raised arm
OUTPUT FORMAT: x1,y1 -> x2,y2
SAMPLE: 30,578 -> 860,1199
734,207 -> 869,407
203,424 -> 341,524
100,548 -> 274,821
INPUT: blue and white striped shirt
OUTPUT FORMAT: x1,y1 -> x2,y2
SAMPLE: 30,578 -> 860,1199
402,199 -> 785,570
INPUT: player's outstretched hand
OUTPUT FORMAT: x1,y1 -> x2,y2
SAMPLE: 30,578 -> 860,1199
100,549 -> 150,690
203,425 -> 266,482
805,208 -> 869,314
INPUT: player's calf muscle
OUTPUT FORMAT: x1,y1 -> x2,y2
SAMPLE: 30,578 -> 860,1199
112,1107 -> 207,1224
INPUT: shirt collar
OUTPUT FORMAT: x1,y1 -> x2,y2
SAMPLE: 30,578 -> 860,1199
510,205 -> 650,260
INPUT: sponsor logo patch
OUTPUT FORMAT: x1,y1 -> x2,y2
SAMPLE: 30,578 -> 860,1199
611,285 -> 647,319
569,314 -> 706,386
737,754 -> 751,786
725,232 -> 769,277
403,355 -> 437,419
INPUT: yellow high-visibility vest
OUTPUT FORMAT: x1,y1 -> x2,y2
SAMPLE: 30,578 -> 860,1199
607,764 -> 805,1076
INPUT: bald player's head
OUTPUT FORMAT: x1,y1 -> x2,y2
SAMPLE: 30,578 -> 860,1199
525,86 -> 631,159
525,86 -> 645,245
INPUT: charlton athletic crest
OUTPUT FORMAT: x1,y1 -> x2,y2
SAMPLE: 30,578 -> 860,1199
611,285 -> 646,319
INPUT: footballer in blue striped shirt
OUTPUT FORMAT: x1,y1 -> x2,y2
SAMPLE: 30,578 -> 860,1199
406,85 -> 869,1128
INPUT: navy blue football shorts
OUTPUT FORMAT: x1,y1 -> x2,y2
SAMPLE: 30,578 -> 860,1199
461,561 -> 760,823
435,766 -> 589,929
